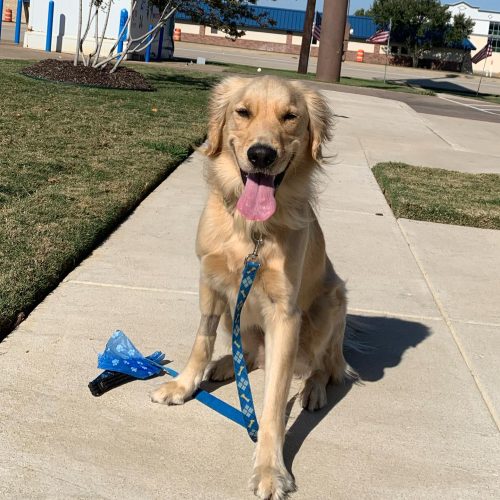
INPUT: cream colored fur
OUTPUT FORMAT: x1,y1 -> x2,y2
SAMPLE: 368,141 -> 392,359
151,76 -> 348,500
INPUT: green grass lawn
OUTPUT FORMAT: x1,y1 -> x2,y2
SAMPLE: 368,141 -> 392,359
373,162 -> 500,229
0,60 -> 217,339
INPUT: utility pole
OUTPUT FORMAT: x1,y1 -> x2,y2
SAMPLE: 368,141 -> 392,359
298,0 -> 316,74
316,0 -> 349,82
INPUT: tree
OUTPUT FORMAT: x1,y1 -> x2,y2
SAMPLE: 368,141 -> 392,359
445,12 -> 475,46
445,12 -> 475,73
75,0 -> 275,72
371,0 -> 453,67
298,0 -> 316,74
353,8 -> 373,17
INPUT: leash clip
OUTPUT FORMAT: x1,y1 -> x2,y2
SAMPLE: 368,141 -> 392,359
245,233 -> 263,263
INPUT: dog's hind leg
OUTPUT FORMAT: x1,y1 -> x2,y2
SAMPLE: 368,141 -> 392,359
328,283 -> 348,385
150,281 -> 226,405
300,368 -> 330,411
299,277 -> 348,410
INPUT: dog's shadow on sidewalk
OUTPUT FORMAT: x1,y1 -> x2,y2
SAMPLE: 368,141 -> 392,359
283,313 -> 430,474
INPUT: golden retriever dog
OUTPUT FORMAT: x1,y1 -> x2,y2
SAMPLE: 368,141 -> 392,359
151,76 -> 349,499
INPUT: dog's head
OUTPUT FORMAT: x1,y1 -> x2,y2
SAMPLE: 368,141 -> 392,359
202,76 -> 333,223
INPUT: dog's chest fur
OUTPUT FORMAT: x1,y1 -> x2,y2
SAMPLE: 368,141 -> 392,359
201,238 -> 295,330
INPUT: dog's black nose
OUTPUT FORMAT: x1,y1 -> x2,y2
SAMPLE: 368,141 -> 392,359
247,144 -> 277,169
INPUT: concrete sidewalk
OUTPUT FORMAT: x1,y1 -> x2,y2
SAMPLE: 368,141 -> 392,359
1,90 -> 499,499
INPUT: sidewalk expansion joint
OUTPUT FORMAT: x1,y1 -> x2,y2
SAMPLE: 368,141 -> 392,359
450,318 -> 500,328
64,279 -> 198,296
357,136 -> 372,167
348,307 -> 442,322
419,116 -> 463,150
396,220 -> 500,432
321,208 -> 387,217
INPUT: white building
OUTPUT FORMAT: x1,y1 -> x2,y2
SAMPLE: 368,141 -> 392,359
447,2 -> 500,75
24,0 -> 174,60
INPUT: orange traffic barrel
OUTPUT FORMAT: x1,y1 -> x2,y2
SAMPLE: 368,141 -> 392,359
4,8 -> 13,22
173,27 -> 181,42
356,49 -> 364,63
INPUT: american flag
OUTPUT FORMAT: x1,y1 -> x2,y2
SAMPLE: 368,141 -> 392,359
367,30 -> 390,44
471,37 -> 493,64
313,22 -> 321,41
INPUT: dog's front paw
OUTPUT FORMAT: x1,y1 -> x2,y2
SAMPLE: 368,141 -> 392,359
250,465 -> 296,500
150,380 -> 191,405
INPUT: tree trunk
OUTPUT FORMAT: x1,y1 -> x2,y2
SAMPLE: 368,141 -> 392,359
412,52 -> 418,68
298,0 -> 316,74
93,1 -> 112,67
74,0 -> 82,65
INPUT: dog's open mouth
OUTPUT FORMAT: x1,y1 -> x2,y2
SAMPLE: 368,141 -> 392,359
239,169 -> 287,189
236,163 -> 291,222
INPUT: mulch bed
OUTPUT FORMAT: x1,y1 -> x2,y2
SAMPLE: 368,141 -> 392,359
21,59 -> 154,91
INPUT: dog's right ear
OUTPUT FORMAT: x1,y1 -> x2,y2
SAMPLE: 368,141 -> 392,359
201,77 -> 248,157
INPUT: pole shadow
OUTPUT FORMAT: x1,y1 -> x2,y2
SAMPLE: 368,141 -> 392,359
283,313 -> 430,475
391,77 -> 475,94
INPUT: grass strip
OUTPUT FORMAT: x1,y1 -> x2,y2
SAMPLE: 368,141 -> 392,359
372,162 -> 500,230
209,61 -> 435,96
0,60 -> 217,339
211,61 -> 500,103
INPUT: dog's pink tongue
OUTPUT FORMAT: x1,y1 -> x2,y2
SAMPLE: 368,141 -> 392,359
236,173 -> 276,221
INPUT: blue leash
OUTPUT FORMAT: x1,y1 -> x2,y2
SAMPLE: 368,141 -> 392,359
231,258 -> 261,442
230,234 -> 264,441
94,236 -> 263,442
160,235 -> 262,441
148,362 -> 248,428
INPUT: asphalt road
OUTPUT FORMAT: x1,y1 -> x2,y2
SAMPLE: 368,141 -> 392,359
309,82 -> 500,123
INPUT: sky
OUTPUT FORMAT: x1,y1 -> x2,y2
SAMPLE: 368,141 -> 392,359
256,0 -> 500,15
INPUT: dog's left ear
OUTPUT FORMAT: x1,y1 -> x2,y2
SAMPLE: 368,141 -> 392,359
201,76 -> 249,157
300,85 -> 333,162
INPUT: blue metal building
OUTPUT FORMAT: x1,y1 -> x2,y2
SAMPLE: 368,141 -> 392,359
176,6 -> 378,40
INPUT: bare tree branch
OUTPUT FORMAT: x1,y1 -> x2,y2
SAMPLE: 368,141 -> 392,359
76,0 -> 272,73
74,0 -> 83,66
92,1 -> 112,67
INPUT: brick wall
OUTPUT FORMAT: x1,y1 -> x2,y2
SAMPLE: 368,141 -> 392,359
345,45 -> 391,65
180,32 -> 312,56
179,32 -> 392,65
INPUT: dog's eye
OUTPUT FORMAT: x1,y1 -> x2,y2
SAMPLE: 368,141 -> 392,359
236,108 -> 250,118
283,112 -> 297,121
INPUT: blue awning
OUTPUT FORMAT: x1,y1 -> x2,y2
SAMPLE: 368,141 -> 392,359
460,38 -> 476,50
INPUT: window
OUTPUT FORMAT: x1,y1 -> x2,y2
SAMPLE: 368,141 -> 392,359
489,21 -> 500,52
211,27 -> 218,34
489,21 -> 500,37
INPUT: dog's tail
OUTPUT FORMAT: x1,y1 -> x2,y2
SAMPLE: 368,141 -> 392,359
344,315 -> 375,354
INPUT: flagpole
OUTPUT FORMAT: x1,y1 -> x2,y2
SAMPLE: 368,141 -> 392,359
383,19 -> 392,84
476,55 -> 488,96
